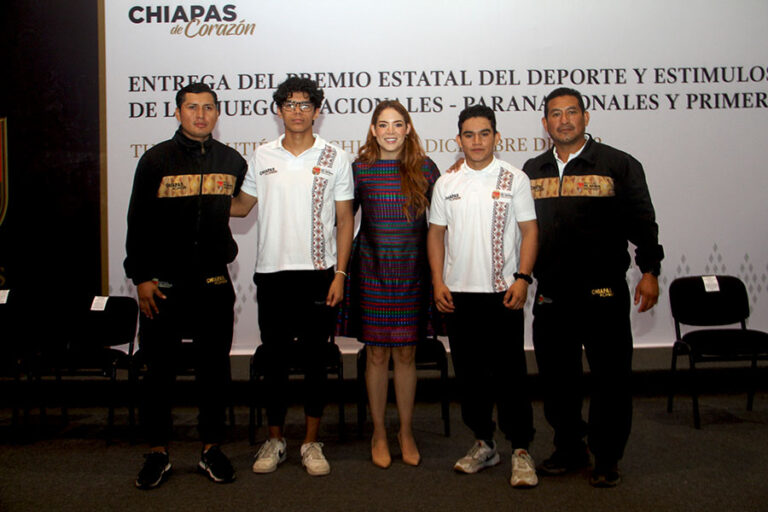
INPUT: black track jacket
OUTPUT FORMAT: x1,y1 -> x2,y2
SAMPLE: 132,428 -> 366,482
124,129 -> 247,285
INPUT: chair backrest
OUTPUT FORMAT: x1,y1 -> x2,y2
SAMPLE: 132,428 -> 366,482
0,289 -> 15,335
669,275 -> 749,327
81,296 -> 139,352
0,288 -> 40,358
0,289 -> 22,371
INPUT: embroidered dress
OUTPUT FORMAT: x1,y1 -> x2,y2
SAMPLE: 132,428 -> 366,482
343,158 -> 440,346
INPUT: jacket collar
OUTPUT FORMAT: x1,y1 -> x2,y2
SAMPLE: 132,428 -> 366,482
542,134 -> 597,169
173,128 -> 213,155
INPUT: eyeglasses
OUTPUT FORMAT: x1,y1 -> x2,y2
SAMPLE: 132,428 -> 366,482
282,101 -> 314,112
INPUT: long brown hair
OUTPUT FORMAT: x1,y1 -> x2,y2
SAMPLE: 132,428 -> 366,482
357,100 -> 429,221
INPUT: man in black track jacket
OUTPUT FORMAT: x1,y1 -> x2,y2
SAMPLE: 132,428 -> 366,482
125,82 -> 246,490
523,87 -> 663,488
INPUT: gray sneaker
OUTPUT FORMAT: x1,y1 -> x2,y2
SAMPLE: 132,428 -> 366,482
510,449 -> 538,488
453,440 -> 500,474
252,438 -> 287,473
301,442 -> 331,476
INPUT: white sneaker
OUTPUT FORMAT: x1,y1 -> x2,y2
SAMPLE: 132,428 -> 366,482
453,440 -> 500,474
510,448 -> 539,488
252,438 -> 287,473
301,442 -> 331,476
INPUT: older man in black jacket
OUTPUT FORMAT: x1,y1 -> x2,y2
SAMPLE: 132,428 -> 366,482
523,87 -> 663,488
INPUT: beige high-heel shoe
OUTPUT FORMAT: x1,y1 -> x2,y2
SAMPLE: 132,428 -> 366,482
398,432 -> 421,466
371,437 -> 392,469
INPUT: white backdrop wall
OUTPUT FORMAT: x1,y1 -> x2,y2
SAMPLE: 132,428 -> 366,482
105,0 -> 768,354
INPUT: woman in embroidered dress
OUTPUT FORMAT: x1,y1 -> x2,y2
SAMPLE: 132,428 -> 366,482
345,100 -> 440,468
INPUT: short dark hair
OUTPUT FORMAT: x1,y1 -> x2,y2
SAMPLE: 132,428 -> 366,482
273,76 -> 324,109
458,105 -> 497,134
543,87 -> 585,117
176,82 -> 218,109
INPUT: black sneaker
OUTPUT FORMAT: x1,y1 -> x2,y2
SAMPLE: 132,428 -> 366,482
538,448 -> 591,476
198,445 -> 236,483
135,452 -> 171,490
589,462 -> 621,488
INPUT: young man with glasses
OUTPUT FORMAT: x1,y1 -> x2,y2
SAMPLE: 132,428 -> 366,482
231,77 -> 354,476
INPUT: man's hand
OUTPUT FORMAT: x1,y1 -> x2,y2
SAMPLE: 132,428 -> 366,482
634,272 -> 659,312
503,279 -> 529,309
433,282 -> 455,313
326,274 -> 345,307
137,280 -> 166,319
446,158 -> 465,173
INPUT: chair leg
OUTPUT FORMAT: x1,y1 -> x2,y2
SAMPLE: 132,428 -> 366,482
107,369 -> 116,444
248,408 -> 256,446
128,364 -> 139,445
688,355 -> 701,429
37,373 -> 47,425
255,371 -> 265,429
56,370 -> 68,425
439,355 -> 450,437
356,350 -> 367,439
667,350 -> 679,413
248,362 -> 257,445
337,362 -> 346,441
11,371 -> 20,431
24,372 -> 34,431
747,356 -> 757,411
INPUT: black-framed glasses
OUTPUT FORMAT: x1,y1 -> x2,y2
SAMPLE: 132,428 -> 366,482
282,101 -> 314,112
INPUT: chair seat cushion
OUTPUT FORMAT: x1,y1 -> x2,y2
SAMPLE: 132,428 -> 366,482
45,348 -> 131,374
252,341 -> 341,373
682,328 -> 768,358
415,338 -> 447,366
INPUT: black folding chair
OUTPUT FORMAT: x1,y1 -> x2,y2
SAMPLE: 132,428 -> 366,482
130,339 -> 237,443
37,295 -> 138,441
249,335 -> 345,444
0,289 -> 35,431
667,275 -> 768,428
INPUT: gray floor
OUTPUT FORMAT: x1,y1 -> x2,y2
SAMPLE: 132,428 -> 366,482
1,393 -> 767,512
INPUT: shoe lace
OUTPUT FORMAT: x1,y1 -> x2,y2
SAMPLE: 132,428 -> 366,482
257,439 -> 282,459
303,442 -> 325,460
140,452 -> 167,476
467,441 -> 490,460
204,446 -> 228,466
513,451 -> 533,471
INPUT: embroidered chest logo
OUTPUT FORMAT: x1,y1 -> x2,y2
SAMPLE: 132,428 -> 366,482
158,174 -> 199,198
445,193 -> 461,201
206,275 -> 229,285
591,287 -> 614,298
561,175 -> 615,197
202,174 -> 236,195
529,177 -> 560,199
259,167 -> 277,176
